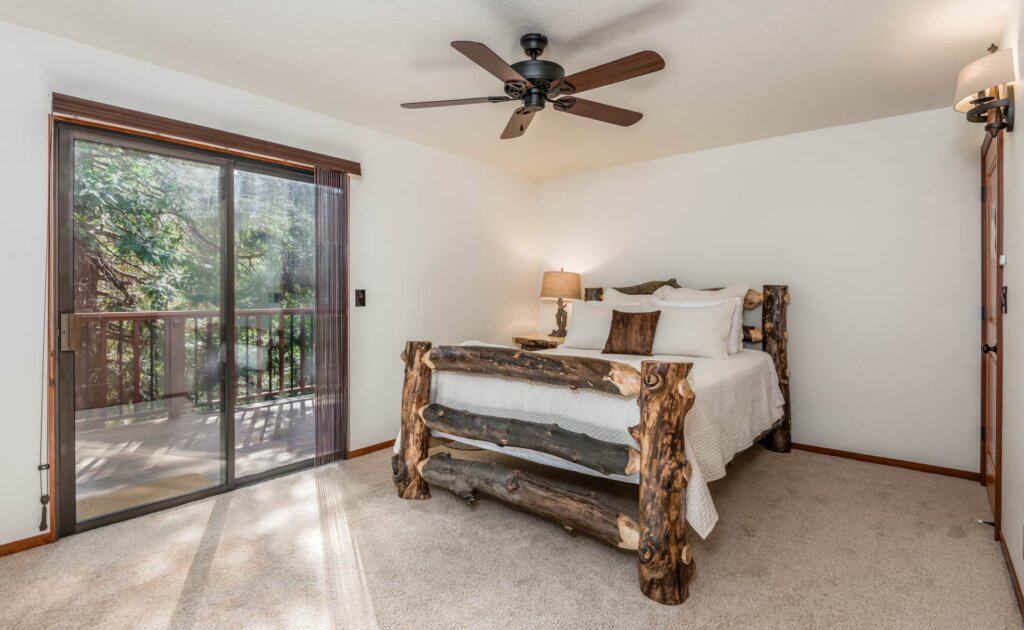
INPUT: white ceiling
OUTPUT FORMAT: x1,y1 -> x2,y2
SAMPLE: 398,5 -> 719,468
0,0 -> 1008,179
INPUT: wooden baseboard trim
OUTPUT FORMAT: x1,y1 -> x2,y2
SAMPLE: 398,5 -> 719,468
0,531 -> 56,558
1000,535 -> 1024,620
347,439 -> 395,459
791,443 -> 980,481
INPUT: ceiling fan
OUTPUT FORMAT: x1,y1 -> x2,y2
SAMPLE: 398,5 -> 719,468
401,33 -> 665,139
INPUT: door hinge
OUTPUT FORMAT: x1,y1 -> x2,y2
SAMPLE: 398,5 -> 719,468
1001,286 -> 1008,314
981,425 -> 987,442
982,186 -> 987,203
982,304 -> 987,321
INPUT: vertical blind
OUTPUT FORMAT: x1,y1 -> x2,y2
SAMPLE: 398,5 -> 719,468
314,167 -> 347,465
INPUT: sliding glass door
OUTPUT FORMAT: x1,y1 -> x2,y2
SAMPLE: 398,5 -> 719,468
56,125 -> 319,533
233,166 -> 317,477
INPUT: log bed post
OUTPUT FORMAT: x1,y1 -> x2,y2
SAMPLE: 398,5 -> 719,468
761,285 -> 791,453
631,361 -> 695,606
392,340 -> 433,499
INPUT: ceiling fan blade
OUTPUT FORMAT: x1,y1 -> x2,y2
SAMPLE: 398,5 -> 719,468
500,108 -> 537,139
553,97 -> 642,126
554,50 -> 665,95
451,41 -> 532,87
401,96 -> 511,109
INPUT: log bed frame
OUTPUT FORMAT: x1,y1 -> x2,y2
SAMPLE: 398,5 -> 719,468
392,284 -> 790,605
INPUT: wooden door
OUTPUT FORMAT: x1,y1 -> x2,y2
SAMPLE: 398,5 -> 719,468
980,131 -> 1003,537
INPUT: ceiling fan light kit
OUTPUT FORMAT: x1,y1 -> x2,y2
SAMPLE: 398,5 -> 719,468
401,33 -> 665,139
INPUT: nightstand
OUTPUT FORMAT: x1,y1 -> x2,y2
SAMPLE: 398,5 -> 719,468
511,334 -> 564,351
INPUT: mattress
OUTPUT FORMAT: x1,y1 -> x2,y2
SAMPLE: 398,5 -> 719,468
397,343 -> 785,539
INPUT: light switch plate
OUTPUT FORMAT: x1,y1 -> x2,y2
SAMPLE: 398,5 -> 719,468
355,289 -> 366,307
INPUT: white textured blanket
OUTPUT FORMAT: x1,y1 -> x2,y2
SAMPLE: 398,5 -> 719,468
396,343 -> 784,538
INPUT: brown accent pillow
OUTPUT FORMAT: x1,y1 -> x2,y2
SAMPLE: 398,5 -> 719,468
603,310 -> 661,356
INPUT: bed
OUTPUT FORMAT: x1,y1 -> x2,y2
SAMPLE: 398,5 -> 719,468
391,283 -> 790,605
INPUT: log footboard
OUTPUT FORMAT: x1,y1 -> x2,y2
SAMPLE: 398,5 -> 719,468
419,453 -> 641,550
419,403 -> 640,476
392,343 -> 696,606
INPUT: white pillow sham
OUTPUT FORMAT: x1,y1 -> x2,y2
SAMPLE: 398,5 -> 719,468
653,284 -> 749,354
653,297 -> 743,354
650,301 -> 734,359
602,287 -> 656,307
563,302 -> 640,350
654,283 -> 749,303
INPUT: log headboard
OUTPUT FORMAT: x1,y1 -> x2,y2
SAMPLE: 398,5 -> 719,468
585,282 -> 790,452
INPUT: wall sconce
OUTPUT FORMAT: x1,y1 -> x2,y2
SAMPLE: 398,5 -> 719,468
954,44 -> 1015,135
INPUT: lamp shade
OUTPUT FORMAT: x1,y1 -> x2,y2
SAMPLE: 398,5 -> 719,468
540,270 -> 582,300
954,48 -> 1016,112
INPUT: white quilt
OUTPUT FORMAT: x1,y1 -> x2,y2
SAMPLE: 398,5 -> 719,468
396,343 -> 784,538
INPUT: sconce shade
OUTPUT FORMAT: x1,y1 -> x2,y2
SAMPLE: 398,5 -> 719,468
954,48 -> 1016,112
540,270 -> 582,300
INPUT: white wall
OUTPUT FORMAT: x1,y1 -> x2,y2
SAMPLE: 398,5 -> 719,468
1000,0 -> 1024,596
0,21 -> 541,546
537,108 -> 980,471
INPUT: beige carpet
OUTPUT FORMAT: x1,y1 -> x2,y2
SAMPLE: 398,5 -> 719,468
1,447 -> 1020,629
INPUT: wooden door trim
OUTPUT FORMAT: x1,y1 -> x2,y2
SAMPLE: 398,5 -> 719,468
52,94 -> 362,176
980,131 -> 1004,537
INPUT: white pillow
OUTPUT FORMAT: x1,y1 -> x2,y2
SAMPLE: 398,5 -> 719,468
654,283 -> 749,303
654,284 -> 749,354
650,301 -> 734,359
653,297 -> 743,354
603,287 -> 657,307
563,302 -> 638,350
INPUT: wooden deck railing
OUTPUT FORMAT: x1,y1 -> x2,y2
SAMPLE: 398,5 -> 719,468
72,307 -> 315,412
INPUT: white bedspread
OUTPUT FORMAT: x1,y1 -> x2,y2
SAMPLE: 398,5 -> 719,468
396,343 -> 784,538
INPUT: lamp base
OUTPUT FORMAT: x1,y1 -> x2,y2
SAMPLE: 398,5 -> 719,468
550,298 -> 568,338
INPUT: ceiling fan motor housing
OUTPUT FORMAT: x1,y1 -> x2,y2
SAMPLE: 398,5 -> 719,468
510,59 -> 565,87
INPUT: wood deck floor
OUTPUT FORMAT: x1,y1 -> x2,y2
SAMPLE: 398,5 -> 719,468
75,395 -> 314,520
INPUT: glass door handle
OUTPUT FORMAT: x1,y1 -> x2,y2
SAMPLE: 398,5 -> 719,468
59,313 -> 81,352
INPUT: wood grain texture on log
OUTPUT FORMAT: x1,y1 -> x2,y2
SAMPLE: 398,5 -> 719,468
420,403 -> 640,476
612,278 -> 681,295
636,360 -> 695,605
761,285 -> 791,453
419,453 -> 641,550
743,288 -> 764,310
392,341 -> 433,499
742,325 -> 763,344
425,345 -> 641,397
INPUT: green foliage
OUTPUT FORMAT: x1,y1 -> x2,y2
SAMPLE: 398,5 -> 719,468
73,140 -> 315,312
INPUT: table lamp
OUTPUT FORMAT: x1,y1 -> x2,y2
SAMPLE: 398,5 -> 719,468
540,268 -> 581,337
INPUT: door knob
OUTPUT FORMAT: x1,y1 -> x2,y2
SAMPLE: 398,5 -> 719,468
982,343 -> 998,354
